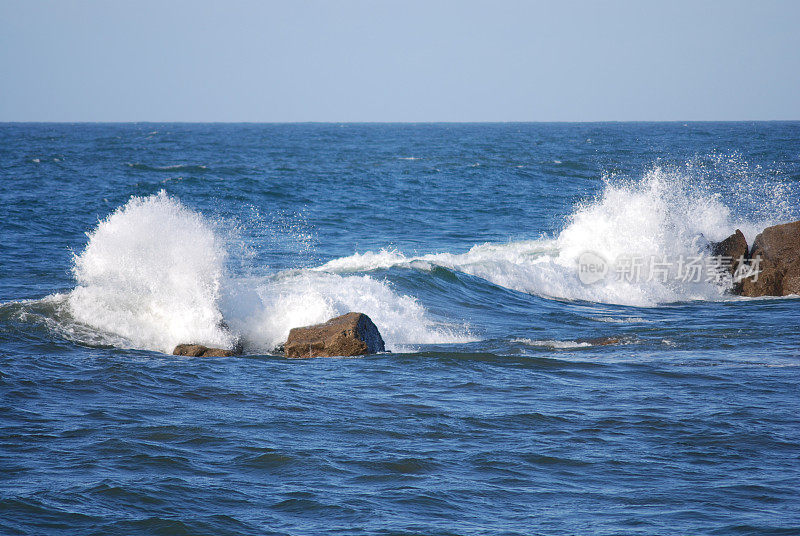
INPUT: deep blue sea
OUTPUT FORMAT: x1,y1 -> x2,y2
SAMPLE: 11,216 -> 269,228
2,122 -> 800,535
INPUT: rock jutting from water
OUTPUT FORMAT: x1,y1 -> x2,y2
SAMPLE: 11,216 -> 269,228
739,220 -> 800,297
173,343 -> 241,357
711,221 -> 800,297
284,312 -> 386,358
710,228 -> 749,276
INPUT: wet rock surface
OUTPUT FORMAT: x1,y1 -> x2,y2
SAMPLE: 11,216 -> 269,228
284,312 -> 385,358
739,221 -> 800,297
173,344 -> 240,357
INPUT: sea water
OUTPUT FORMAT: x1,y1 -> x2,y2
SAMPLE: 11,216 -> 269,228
1,123 -> 799,535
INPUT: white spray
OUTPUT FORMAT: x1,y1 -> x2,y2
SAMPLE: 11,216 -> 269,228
65,190 -> 470,353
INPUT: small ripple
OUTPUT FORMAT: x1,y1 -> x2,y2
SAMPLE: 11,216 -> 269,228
234,448 -> 295,470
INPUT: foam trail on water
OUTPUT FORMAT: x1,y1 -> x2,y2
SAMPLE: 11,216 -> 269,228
513,338 -> 592,349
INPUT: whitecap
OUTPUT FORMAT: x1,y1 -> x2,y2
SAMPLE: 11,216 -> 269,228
61,191 -> 472,353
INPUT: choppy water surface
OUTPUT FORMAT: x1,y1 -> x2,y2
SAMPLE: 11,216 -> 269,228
2,123 -> 800,535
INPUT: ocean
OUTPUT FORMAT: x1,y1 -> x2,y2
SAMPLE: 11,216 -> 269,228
2,122 -> 799,535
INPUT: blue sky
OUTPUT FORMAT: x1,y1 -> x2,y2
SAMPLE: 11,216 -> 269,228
1,0 -> 798,121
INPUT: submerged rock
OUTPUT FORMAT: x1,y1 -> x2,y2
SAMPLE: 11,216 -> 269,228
576,336 -> 622,346
740,221 -> 800,297
173,343 -> 240,357
284,312 -> 385,358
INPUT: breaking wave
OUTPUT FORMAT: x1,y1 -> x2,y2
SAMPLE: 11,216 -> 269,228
317,164 -> 796,306
52,191 -> 470,353
67,191 -> 235,353
12,159 -> 797,354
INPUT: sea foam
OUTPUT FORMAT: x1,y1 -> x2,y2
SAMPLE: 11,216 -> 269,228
64,191 -> 470,353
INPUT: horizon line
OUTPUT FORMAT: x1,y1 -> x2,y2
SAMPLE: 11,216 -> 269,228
2,119 -> 799,125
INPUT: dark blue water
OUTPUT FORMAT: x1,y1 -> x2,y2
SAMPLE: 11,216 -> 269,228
2,123 -> 800,535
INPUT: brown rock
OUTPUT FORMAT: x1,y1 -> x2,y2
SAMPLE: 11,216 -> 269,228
173,344 -> 239,357
740,220 -> 800,297
710,229 -> 749,275
284,312 -> 385,358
